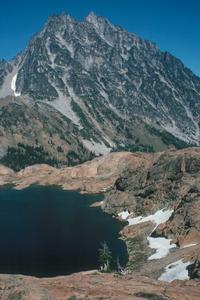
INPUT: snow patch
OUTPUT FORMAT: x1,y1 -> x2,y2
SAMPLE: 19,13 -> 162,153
118,209 -> 176,260
0,69 -> 16,98
118,210 -> 130,220
158,259 -> 191,282
182,243 -> 197,249
126,209 -> 173,228
147,237 -> 176,260
11,73 -> 21,97
82,139 -> 111,155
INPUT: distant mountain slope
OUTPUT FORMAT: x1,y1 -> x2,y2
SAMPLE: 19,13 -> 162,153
0,96 -> 94,170
1,12 -> 200,168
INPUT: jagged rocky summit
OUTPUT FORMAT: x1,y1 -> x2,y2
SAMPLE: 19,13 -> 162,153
1,12 -> 200,170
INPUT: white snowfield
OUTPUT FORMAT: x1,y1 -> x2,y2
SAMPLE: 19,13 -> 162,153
158,259 -> 191,282
147,236 -> 176,260
118,209 -> 173,229
118,210 -> 130,220
11,73 -> 21,97
118,209 -> 176,260
118,208 -> 192,281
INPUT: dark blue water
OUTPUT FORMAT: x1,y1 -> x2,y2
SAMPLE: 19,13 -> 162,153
0,186 -> 127,277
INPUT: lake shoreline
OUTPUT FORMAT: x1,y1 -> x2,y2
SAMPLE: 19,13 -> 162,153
0,185 -> 128,277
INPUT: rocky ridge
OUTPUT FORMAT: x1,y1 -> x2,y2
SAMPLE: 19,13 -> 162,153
0,151 -> 148,192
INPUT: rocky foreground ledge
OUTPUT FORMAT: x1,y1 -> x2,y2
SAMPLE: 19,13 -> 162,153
0,271 -> 200,300
1,148 -> 200,299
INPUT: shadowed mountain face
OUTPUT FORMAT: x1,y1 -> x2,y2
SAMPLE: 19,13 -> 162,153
1,12 -> 200,168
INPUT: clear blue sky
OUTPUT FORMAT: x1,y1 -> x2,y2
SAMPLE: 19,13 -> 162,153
0,0 -> 200,76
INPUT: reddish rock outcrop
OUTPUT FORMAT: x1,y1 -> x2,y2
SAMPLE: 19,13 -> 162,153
0,151 -> 151,193
0,271 -> 200,300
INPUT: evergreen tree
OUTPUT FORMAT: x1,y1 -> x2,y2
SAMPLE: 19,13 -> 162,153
98,242 -> 112,272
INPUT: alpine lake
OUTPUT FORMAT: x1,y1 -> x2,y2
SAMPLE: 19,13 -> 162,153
0,185 -> 128,277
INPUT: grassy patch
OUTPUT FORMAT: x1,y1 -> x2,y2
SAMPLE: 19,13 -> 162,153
126,236 -> 148,272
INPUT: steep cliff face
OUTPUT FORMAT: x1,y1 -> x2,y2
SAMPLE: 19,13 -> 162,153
1,12 -> 200,167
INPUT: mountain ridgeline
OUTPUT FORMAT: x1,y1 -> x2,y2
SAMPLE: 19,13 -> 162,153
1,12 -> 200,170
